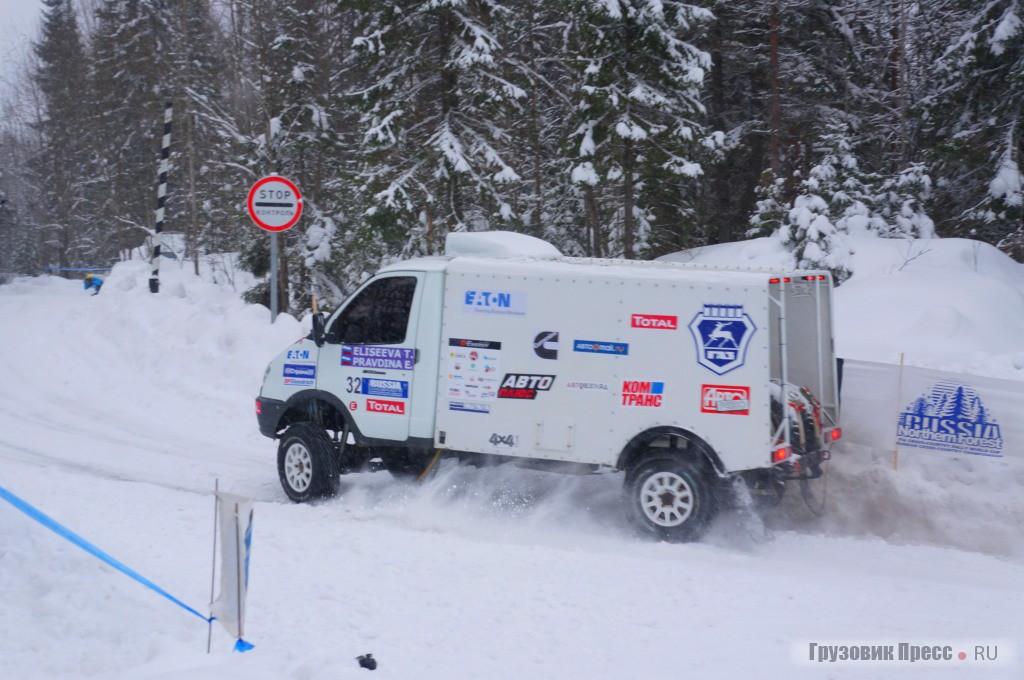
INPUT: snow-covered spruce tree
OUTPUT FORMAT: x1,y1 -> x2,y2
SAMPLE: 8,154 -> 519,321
568,0 -> 714,259
497,0 -> 585,254
991,135 -> 1024,260
90,0 -> 172,259
748,170 -> 788,238
31,0 -> 93,271
351,0 -> 524,259
875,162 -> 935,239
922,0 -> 1024,257
775,127 -> 936,280
959,126 -> 1023,259
162,0 -> 232,274
702,0 -> 862,249
225,0 -> 355,312
268,0 -> 351,310
777,126 -> 862,281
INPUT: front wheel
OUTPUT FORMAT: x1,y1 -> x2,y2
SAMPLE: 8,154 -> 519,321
277,422 -> 340,502
625,456 -> 716,542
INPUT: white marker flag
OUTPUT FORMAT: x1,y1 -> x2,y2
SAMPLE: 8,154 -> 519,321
210,491 -> 254,650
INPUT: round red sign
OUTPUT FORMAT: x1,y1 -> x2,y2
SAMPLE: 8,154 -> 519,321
247,176 -> 303,232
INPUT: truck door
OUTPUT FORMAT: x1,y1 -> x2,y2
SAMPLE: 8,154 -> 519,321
317,274 -> 422,441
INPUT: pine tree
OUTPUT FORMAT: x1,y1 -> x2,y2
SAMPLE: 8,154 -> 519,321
352,0 -> 525,258
568,0 -> 714,258
31,0 -> 92,270
923,0 -> 1024,256
89,0 -> 169,259
777,126 -> 860,281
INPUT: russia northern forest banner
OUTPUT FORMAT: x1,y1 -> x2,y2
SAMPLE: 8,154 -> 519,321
840,360 -> 1022,461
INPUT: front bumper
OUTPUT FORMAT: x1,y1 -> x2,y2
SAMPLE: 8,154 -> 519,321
255,396 -> 285,439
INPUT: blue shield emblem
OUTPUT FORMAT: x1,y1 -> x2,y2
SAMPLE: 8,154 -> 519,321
688,304 -> 756,375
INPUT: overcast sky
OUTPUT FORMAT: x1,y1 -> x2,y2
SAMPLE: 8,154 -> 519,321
0,1 -> 44,96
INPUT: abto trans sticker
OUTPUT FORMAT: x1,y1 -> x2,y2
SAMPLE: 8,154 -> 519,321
688,304 -> 756,375
897,381 -> 1003,457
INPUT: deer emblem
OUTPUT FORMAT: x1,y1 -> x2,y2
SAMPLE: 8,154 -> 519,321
706,321 -> 738,347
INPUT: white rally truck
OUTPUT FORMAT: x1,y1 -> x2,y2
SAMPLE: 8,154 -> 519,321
256,232 -> 841,541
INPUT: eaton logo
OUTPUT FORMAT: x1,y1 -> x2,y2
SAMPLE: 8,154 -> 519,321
286,349 -> 311,360
463,290 -> 526,316
688,304 -> 756,375
897,381 -> 1003,457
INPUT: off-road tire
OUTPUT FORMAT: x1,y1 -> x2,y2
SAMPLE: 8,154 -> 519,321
625,456 -> 716,542
277,422 -> 340,502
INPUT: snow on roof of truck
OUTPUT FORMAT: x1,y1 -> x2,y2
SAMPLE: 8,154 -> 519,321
444,231 -> 562,259
379,231 -> 828,282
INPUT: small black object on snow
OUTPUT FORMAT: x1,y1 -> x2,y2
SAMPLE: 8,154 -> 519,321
357,654 -> 377,671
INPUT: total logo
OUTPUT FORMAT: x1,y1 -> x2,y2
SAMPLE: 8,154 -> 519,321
366,399 -> 405,415
700,385 -> 750,415
621,381 -> 664,407
498,374 -> 555,400
631,313 -> 678,330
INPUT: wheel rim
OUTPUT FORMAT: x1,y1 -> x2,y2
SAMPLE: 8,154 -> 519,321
640,471 -> 695,527
284,442 -> 314,492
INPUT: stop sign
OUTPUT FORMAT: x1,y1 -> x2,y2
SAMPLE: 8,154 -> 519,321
247,176 -> 302,232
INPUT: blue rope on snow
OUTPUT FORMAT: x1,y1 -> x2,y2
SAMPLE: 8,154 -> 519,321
0,484 -> 212,624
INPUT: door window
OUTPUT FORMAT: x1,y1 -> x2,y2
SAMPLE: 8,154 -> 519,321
328,276 -> 417,345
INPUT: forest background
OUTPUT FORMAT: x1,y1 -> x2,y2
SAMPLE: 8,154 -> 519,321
0,0 -> 1021,311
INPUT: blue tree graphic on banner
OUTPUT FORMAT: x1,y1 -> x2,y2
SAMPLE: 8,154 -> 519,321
896,381 -> 1003,457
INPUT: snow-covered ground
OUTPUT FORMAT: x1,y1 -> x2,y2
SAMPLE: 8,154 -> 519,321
1,240 -> 1022,679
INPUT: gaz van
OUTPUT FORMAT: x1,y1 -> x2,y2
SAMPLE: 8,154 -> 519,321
256,232 -> 841,540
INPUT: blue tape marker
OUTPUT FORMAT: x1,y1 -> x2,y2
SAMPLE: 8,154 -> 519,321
0,484 -> 211,623
234,639 -> 255,652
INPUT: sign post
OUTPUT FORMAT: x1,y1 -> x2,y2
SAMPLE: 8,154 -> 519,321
246,176 -> 302,323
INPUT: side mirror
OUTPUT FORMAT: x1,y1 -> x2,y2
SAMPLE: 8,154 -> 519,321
311,312 -> 326,347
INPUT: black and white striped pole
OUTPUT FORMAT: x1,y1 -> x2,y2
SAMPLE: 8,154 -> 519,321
150,102 -> 173,294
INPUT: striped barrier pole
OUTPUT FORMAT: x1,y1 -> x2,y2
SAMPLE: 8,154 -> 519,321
150,102 -> 173,294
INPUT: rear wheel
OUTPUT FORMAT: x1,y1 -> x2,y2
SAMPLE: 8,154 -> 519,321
277,422 -> 340,502
625,456 -> 715,542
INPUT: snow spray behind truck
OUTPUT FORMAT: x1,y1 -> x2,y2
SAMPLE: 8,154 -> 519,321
256,232 -> 841,541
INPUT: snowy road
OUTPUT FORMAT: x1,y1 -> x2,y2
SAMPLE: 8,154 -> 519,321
1,268 -> 1021,679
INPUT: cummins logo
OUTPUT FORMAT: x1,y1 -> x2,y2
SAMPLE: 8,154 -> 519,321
533,331 -> 559,360
498,373 -> 555,399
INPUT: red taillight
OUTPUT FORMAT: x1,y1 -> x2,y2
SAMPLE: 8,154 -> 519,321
768,277 -> 792,284
830,427 -> 842,441
255,400 -> 262,415
772,445 -> 791,463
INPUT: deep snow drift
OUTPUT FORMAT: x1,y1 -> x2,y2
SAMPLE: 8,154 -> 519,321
1,238 -> 1022,679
